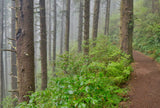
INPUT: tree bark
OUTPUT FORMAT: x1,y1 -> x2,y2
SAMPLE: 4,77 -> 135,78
40,0 -> 47,90
60,0 -> 64,55
84,0 -> 90,56
64,0 -> 70,52
78,0 -> 83,52
48,0 -> 51,62
152,0 -> 160,14
53,0 -> 57,72
92,0 -> 100,46
0,0 -> 4,106
11,0 -> 18,106
120,0 -> 134,61
104,0 -> 111,35
16,0 -> 35,103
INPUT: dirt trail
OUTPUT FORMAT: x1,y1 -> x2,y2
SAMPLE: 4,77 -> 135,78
129,51 -> 160,108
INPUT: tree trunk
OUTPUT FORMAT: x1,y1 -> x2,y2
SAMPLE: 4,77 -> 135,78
53,0 -> 57,72
64,0 -> 70,52
92,0 -> 100,46
40,0 -> 47,90
0,0 -> 4,106
120,0 -> 134,61
78,0 -> 83,52
60,0 -> 64,55
16,0 -> 35,103
11,0 -> 18,106
104,0 -> 111,35
48,0 -> 51,62
152,0 -> 160,14
84,0 -> 90,56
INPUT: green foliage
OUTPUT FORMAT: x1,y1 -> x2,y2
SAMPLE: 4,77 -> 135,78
16,36 -> 132,108
133,0 -> 160,62
1,96 -> 17,108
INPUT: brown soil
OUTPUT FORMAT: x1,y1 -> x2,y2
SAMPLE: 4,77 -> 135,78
129,51 -> 160,108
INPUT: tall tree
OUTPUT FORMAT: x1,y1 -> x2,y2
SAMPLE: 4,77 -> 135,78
152,0 -> 160,14
0,0 -> 4,106
16,0 -> 35,102
84,0 -> 90,56
120,0 -> 134,61
60,0 -> 65,54
92,0 -> 100,46
40,0 -> 47,90
53,0 -> 57,72
78,0 -> 83,52
64,0 -> 70,52
104,0 -> 111,35
48,0 -> 52,62
11,0 -> 18,106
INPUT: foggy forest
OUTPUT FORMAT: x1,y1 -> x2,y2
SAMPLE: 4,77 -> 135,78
0,0 -> 160,108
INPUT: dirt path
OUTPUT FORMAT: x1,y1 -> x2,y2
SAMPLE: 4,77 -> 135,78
129,51 -> 160,108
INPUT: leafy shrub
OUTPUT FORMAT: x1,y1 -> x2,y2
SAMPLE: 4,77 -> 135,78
16,36 -> 132,108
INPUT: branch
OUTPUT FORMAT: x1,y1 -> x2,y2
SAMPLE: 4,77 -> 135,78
1,49 -> 16,53
8,89 -> 18,92
7,37 -> 16,41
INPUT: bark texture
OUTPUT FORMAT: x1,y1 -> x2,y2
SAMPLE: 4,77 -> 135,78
84,0 -> 90,56
53,0 -> 57,72
78,0 -> 83,52
120,0 -> 134,61
40,0 -> 47,90
17,0 -> 35,103
60,0 -> 64,55
0,0 -> 4,106
92,0 -> 100,46
104,0 -> 111,35
64,0 -> 70,52
11,0 -> 18,105
48,0 -> 51,61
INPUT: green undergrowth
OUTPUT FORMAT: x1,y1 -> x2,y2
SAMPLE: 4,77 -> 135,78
133,0 -> 160,62
15,36 -> 132,108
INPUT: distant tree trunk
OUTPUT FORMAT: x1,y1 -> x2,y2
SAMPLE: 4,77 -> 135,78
152,0 -> 160,14
17,0 -> 35,103
11,0 -> 18,106
48,0 -> 51,62
104,0 -> 111,35
53,0 -> 57,72
78,0 -> 83,52
4,0 -> 8,97
92,0 -> 100,46
40,0 -> 47,90
64,0 -> 70,52
0,0 -> 4,106
84,0 -> 90,56
120,0 -> 134,61
60,0 -> 64,55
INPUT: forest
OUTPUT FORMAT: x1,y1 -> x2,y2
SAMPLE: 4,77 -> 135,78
0,0 -> 160,108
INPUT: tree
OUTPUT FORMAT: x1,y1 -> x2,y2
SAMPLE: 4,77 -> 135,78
120,0 -> 134,61
60,0 -> 65,55
92,0 -> 100,46
152,0 -> 160,14
0,0 -> 4,106
84,0 -> 90,56
78,0 -> 83,52
40,0 -> 47,90
53,0 -> 57,72
11,0 -> 18,105
16,0 -> 35,102
64,0 -> 70,52
48,0 -> 52,62
104,0 -> 111,35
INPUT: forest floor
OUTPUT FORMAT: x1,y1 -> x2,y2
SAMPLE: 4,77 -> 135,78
128,51 -> 160,108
